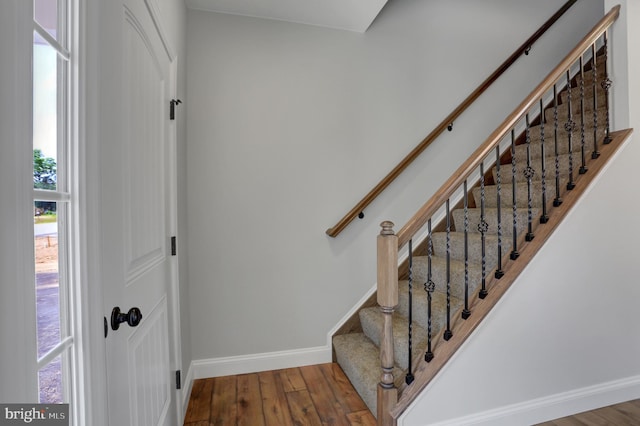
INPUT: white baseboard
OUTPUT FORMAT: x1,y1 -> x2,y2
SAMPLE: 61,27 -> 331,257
406,374 -> 640,426
190,345 -> 333,380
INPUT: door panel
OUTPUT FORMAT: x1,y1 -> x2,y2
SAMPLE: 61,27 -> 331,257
122,8 -> 166,280
128,296 -> 171,426
100,0 -> 175,424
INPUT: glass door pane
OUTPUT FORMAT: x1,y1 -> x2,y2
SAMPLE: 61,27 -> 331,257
33,32 -> 59,191
38,354 -> 65,404
34,201 -> 61,359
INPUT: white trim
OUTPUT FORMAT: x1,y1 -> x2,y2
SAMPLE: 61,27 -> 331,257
401,375 -> 640,426
80,0 -> 109,424
166,57 -> 184,426
37,336 -> 74,368
143,0 -> 176,61
33,20 -> 71,60
326,284 -> 377,337
33,189 -> 72,202
191,345 -> 332,380
180,363 -> 195,423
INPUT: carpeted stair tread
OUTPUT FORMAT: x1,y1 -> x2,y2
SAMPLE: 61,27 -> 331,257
512,127 -> 606,163
431,232 -> 509,269
560,86 -> 606,109
333,333 -> 404,416
499,151 -> 593,183
473,176 -> 569,209
397,280 -> 463,340
359,307 -> 429,371
545,102 -> 607,123
412,256 -> 485,301
452,207 -> 537,236
572,65 -> 607,86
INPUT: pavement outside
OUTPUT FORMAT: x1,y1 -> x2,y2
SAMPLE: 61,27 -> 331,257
35,235 -> 63,404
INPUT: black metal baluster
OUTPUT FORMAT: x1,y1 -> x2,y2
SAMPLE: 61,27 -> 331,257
406,239 -> 414,385
565,70 -> 576,190
495,146 -> 505,278
424,220 -> 435,363
462,181 -> 471,319
524,114 -> 535,241
510,129 -> 520,260
539,99 -> 549,223
478,164 -> 489,299
602,32 -> 612,145
591,44 -> 601,158
579,56 -> 588,174
444,200 -> 453,341
553,84 -> 563,207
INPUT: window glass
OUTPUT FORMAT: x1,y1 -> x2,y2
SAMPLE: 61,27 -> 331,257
34,202 -> 61,358
38,355 -> 64,404
33,33 -> 58,191
34,0 -> 61,43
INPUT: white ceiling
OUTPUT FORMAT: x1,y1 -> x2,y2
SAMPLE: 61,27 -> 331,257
185,0 -> 389,33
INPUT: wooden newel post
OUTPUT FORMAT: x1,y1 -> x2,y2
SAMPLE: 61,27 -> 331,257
377,221 -> 398,426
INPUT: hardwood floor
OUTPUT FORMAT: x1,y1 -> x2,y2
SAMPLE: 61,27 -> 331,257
536,399 -> 640,425
183,363 -> 375,425
184,362 -> 639,426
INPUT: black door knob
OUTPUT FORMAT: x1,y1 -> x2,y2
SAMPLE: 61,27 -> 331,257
111,306 -> 143,331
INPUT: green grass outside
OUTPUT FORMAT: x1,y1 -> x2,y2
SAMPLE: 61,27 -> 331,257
35,214 -> 57,224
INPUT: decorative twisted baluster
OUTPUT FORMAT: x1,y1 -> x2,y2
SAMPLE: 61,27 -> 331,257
462,181 -> 471,319
524,114 -> 535,241
602,31 -> 612,145
377,221 -> 398,423
478,164 -> 489,299
553,84 -> 563,207
495,146 -> 505,278
565,70 -> 576,190
591,44 -> 601,158
510,129 -> 520,260
405,239 -> 414,385
539,99 -> 549,223
579,57 -> 588,175
424,219 -> 434,363
444,200 -> 453,341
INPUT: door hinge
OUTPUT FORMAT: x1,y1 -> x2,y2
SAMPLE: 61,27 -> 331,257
170,99 -> 182,120
171,236 -> 177,256
176,370 -> 181,390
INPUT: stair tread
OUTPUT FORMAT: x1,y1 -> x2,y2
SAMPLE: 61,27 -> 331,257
517,121 -> 608,156
333,333 -> 404,416
398,281 -> 465,343
503,151 -> 593,183
412,255 -> 486,300
474,176 -> 570,209
360,306 -> 429,370
452,207 -> 538,236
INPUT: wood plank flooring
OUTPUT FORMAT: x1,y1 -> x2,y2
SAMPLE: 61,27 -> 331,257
536,399 -> 640,425
183,363 -> 375,426
184,362 -> 640,426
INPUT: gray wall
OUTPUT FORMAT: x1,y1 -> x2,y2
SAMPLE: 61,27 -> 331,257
186,0 -> 604,362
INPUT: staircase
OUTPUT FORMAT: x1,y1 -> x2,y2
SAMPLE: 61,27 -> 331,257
333,51 -> 618,419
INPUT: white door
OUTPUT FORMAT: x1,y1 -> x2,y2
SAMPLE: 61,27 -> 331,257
98,0 -> 176,424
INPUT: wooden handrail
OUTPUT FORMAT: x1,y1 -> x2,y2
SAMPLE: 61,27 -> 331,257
396,5 -> 621,249
326,0 -> 578,238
